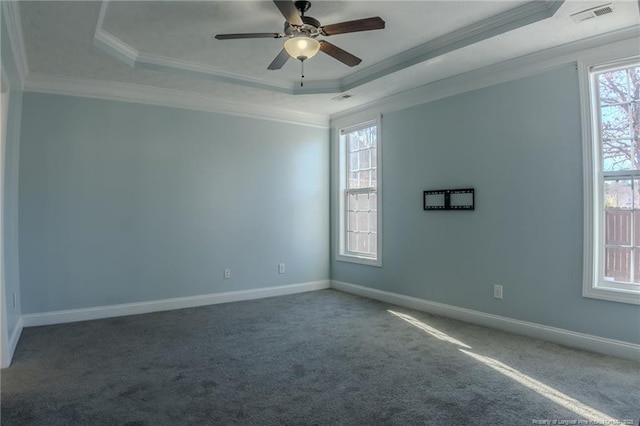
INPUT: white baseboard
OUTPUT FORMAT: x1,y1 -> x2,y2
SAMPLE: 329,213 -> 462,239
331,280 -> 640,362
22,280 -> 330,328
1,316 -> 24,368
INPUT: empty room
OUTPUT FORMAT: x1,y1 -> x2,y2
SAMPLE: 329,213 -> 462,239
1,1 -> 639,424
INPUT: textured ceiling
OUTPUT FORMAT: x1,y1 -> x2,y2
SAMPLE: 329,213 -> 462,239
16,1 -> 640,117
100,1 -> 521,81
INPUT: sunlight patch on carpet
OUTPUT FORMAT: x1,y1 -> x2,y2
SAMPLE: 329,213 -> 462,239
459,349 -> 617,423
387,310 -> 471,349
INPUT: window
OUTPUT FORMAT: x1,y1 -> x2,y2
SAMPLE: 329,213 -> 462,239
337,118 -> 382,266
583,57 -> 640,304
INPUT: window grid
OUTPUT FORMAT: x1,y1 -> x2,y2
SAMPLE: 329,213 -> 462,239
603,177 -> 639,284
596,61 -> 640,287
345,189 -> 377,257
343,123 -> 378,258
346,126 -> 377,190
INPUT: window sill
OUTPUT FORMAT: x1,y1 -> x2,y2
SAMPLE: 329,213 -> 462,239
336,253 -> 382,267
583,285 -> 640,305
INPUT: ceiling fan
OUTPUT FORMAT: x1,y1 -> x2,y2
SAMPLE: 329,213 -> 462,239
215,0 -> 385,72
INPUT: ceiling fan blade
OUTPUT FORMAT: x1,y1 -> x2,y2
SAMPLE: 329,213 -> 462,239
273,0 -> 303,26
268,48 -> 291,70
319,41 -> 362,67
215,33 -> 282,40
321,17 -> 385,36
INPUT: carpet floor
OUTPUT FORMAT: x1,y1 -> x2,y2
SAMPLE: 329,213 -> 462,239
1,289 -> 638,425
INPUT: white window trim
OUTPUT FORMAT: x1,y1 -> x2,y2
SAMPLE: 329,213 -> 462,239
1,69 -> 10,367
335,115 -> 382,267
580,49 -> 640,305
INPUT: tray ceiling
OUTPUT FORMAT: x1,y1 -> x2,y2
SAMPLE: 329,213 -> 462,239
11,1 -> 640,118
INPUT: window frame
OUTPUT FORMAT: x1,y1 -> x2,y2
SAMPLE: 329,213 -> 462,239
581,53 -> 640,305
336,116 -> 382,267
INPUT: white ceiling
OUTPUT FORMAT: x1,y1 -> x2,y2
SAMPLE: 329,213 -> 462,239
12,0 -> 640,118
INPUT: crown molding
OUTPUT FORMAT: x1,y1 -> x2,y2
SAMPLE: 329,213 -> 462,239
135,53 -> 293,94
340,0 -> 564,91
93,0 -> 303,94
93,28 -> 305,95
1,1 -> 29,88
331,25 -> 640,126
93,0 -> 564,96
23,73 -> 329,128
94,28 -> 138,68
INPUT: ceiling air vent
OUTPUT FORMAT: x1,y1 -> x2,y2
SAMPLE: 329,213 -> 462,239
570,4 -> 614,23
332,94 -> 353,101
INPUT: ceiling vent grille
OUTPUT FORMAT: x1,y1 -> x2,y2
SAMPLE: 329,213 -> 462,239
593,6 -> 613,16
570,4 -> 614,22
332,94 -> 353,101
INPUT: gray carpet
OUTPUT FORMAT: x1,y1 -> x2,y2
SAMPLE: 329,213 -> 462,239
1,289 -> 638,425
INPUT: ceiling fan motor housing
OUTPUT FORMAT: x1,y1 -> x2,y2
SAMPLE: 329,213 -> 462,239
284,16 -> 321,37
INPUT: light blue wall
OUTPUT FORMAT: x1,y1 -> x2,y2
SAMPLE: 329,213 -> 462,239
19,94 -> 329,313
331,64 -> 640,344
2,11 -> 24,341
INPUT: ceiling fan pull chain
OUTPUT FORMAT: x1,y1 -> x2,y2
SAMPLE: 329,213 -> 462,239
300,60 -> 305,87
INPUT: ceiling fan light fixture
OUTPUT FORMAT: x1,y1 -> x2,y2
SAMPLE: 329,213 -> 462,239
284,36 -> 320,61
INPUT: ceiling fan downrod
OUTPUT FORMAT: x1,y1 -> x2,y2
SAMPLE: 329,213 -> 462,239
294,0 -> 311,17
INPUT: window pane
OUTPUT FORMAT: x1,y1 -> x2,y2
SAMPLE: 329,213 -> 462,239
349,153 -> 359,172
370,193 -> 377,211
357,193 -> 370,211
598,65 -> 640,175
357,212 -> 369,232
357,233 -> 369,253
370,211 -> 377,232
348,232 -> 357,252
349,172 -> 359,189
635,211 -> 640,247
348,193 -> 357,210
359,170 -> 371,188
602,139 -> 635,171
348,212 -> 357,232
360,129 -> 375,149
605,210 -> 632,245
598,69 -> 630,104
348,134 -> 359,152
604,247 -> 631,283
633,68 -> 640,101
601,105 -> 630,139
370,233 -> 377,255
359,150 -> 371,169
634,249 -> 640,283
604,179 -> 633,209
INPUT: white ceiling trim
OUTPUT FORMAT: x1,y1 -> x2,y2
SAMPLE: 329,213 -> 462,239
93,31 -> 294,94
1,0 -> 28,88
135,53 -> 293,93
93,28 -> 138,68
341,0 -> 565,91
20,26 -> 639,132
332,26 -> 640,127
93,0 -> 565,96
23,73 -> 330,129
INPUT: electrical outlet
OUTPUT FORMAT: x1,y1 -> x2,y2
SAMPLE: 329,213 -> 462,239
278,263 -> 285,274
224,269 -> 231,279
493,285 -> 503,299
